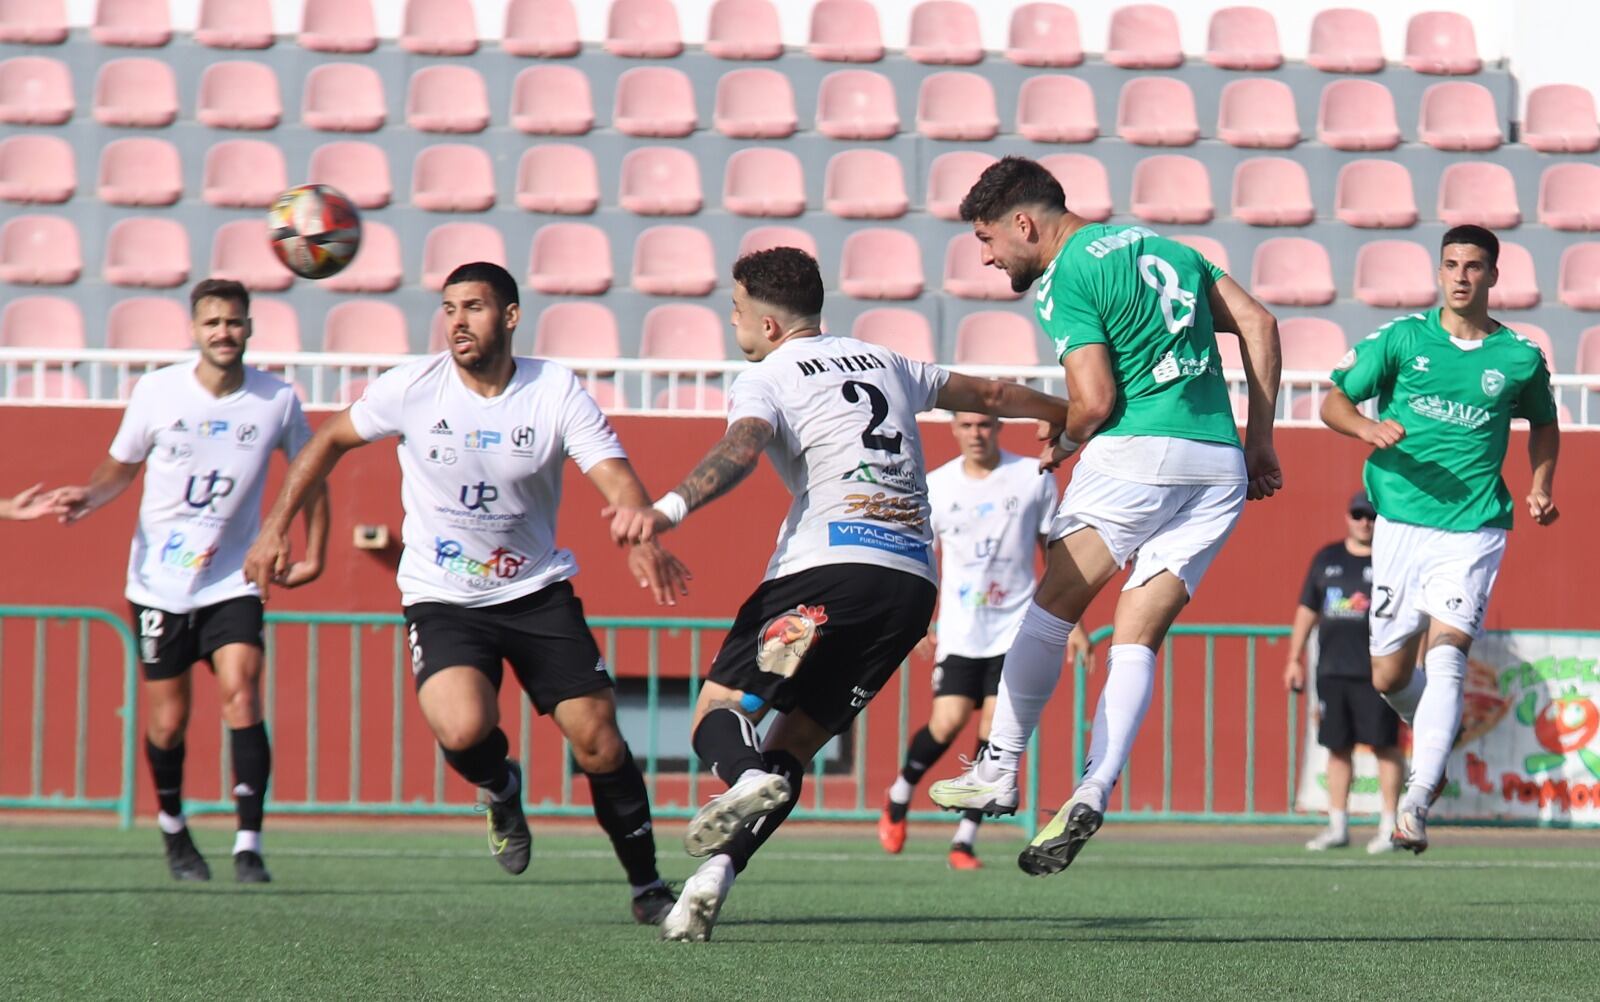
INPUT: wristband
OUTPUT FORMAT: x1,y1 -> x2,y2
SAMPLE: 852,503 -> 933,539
1056,430 -> 1082,455
651,492 -> 689,526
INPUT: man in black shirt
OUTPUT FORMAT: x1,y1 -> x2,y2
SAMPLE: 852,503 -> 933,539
1285,492 -> 1402,853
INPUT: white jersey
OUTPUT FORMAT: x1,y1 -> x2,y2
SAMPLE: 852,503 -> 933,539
348,354 -> 626,608
109,361 -> 310,613
927,452 -> 1058,660
725,334 -> 949,584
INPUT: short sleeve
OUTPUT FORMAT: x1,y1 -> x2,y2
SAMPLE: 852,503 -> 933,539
1035,468 -> 1058,535
1513,351 -> 1559,426
347,365 -> 410,442
1330,326 -> 1400,404
1039,259 -> 1108,362
725,368 -> 782,431
898,356 -> 950,413
108,380 -> 155,464
1298,552 -> 1324,611
557,370 -> 627,473
278,393 -> 312,460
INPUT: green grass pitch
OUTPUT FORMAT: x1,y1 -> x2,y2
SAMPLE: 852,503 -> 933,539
0,823 -> 1594,1000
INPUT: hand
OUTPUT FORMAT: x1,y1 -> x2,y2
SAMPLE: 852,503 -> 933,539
603,504 -> 672,546
1284,657 -> 1306,694
914,631 -> 936,661
1527,489 -> 1559,526
1244,440 -> 1283,501
1359,419 -> 1406,450
242,532 -> 292,600
277,558 -> 323,589
626,541 -> 692,606
47,485 -> 93,523
1,483 -> 53,521
1067,624 -> 1095,671
1037,419 -> 1077,473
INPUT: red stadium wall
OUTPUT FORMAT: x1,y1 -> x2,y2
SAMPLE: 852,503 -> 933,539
2,408 -> 1595,819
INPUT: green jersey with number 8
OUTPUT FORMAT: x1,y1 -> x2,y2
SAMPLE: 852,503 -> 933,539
1035,224 -> 1239,449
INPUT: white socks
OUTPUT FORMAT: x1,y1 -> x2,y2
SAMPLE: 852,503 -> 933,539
1328,809 -> 1348,840
1379,810 -> 1396,836
1380,666 -> 1427,725
232,829 -> 261,855
1075,645 -> 1157,811
982,603 -> 1076,775
887,776 -> 913,805
1406,646 -> 1466,808
953,816 -> 979,846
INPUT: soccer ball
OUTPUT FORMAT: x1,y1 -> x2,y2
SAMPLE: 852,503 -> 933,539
267,184 -> 362,280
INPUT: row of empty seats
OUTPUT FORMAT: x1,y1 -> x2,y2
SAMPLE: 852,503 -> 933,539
0,1 -> 1493,76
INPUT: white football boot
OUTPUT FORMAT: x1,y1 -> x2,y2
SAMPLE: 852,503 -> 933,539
660,856 -> 734,943
683,771 -> 791,858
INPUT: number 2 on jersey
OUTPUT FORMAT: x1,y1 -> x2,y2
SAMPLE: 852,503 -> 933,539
841,380 -> 903,455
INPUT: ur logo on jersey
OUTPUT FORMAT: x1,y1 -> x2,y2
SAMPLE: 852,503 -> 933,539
433,537 -> 528,586
183,470 -> 236,512
159,531 -> 218,574
458,481 -> 499,511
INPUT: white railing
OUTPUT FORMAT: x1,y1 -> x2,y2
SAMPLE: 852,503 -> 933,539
0,348 -> 1595,428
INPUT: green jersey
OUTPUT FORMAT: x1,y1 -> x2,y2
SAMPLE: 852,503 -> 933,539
1330,309 -> 1557,532
1035,223 -> 1239,449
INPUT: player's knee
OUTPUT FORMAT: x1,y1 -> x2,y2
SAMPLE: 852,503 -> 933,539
218,685 -> 261,728
146,712 -> 186,748
927,710 -> 967,744
432,716 -> 494,752
571,727 -> 625,773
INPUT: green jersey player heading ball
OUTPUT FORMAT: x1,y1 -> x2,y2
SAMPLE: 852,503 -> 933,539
1321,224 -> 1560,854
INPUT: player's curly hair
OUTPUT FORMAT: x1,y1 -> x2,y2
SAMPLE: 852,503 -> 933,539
959,155 -> 1067,224
189,278 -> 250,316
1441,224 -> 1499,268
443,261 -> 520,311
732,247 -> 824,317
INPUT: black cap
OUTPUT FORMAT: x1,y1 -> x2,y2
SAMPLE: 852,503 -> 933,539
1349,491 -> 1376,517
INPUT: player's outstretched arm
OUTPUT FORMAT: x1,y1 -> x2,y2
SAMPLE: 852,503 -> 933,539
586,457 -> 692,605
1526,420 -> 1560,526
48,457 -> 143,524
937,372 -> 1076,468
246,410 -> 365,598
1210,276 -> 1284,500
1320,387 -> 1405,449
605,417 -> 774,546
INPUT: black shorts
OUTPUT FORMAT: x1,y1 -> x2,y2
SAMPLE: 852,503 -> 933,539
1317,674 -> 1401,750
403,580 -> 611,715
933,654 -> 1005,701
707,564 -> 937,735
130,597 -> 264,682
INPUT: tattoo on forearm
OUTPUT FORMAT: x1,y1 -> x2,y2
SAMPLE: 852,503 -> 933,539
675,418 -> 772,511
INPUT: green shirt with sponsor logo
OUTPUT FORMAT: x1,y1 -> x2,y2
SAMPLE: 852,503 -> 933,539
1035,223 -> 1239,448
1330,309 -> 1557,532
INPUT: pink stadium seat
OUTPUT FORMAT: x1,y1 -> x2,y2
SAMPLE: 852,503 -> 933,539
103,219 -> 188,288
1,295 -> 82,347
706,0 -> 781,60
724,148 -> 805,217
1040,153 -> 1113,222
407,66 -> 489,134
1539,164 -> 1600,231
1307,8 -> 1383,73
302,63 -> 385,132
1354,240 -> 1436,308
619,147 -> 702,216
851,309 -> 935,362
808,0 -> 884,62
1578,327 -> 1600,378
1172,234 -> 1230,273
1231,157 -> 1313,227
1106,4 -> 1183,69
1217,78 -> 1300,148
99,138 -> 181,206
907,1 -> 983,65
0,0 -> 67,44
1016,75 -> 1097,142
0,136 -> 74,204
1523,85 -> 1600,154
422,223 -> 506,291
197,0 -> 273,49
1404,11 -> 1480,75
1334,160 -> 1417,228
955,312 -> 1039,365
413,145 -> 495,212
515,145 -> 598,215
94,58 -> 176,127
321,221 -> 400,293
926,152 -> 995,221
203,139 -> 286,208
93,0 -> 171,47
714,68 -> 797,138
300,0 -> 377,53
247,298 -> 301,352
1130,155 -> 1213,225
502,0 -> 580,57
534,303 -> 620,360
840,230 -> 923,300
323,221 -> 402,293
1558,244 -> 1600,310
917,72 -> 999,140
0,57 -> 71,125
198,62 -> 281,129
816,71 -> 899,139
527,224 -> 612,295
1117,77 -> 1199,146
614,67 -> 697,138
12,371 -> 87,400
944,233 -> 1021,301
512,66 -> 593,136
401,0 -> 477,55
307,141 -> 392,209
1318,79 -> 1401,151
1419,82 -> 1502,150
1437,161 -> 1519,228
107,298 -> 188,350
606,0 -> 682,58
324,302 -> 408,354
642,304 -> 724,359
209,220 -> 292,292
738,226 -> 818,259
586,379 -> 628,411
653,385 -> 726,412
1489,241 -> 1538,310
0,215 -> 79,285
1207,6 -> 1281,70
1279,317 -> 1347,371
1006,3 -> 1083,67
632,226 -> 716,296
1251,237 -> 1335,306
1510,323 -> 1555,371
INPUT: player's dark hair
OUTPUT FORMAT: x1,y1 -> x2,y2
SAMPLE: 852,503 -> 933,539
443,261 -> 520,311
189,278 -> 250,316
1440,224 -> 1499,268
732,247 -> 825,317
959,155 -> 1067,224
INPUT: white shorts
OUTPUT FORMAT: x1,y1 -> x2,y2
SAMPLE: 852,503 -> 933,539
1048,466 -> 1245,598
1368,516 -> 1506,656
